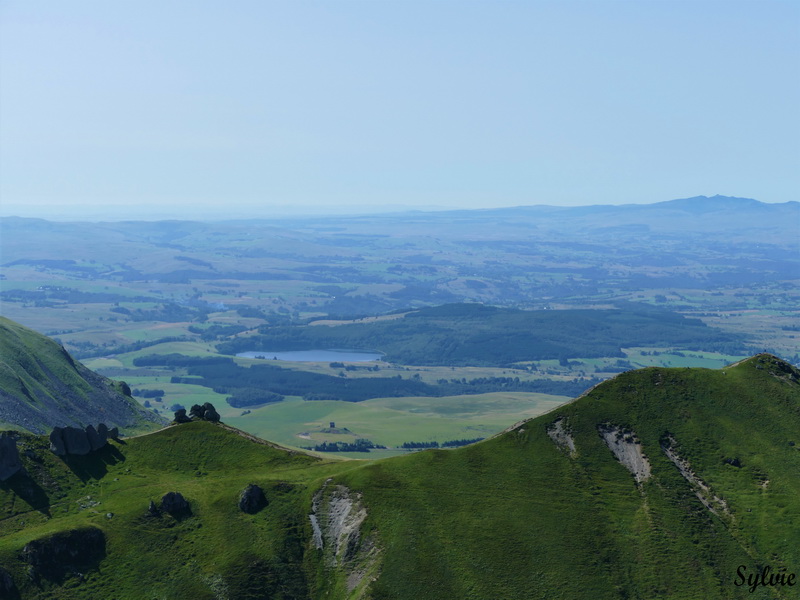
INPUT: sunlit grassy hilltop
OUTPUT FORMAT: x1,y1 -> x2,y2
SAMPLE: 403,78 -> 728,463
1,353 -> 799,599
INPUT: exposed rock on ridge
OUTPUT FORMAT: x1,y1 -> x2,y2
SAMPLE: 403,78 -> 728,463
662,436 -> 729,516
21,527 -> 106,583
49,424 -> 112,456
310,481 -> 380,595
598,424 -> 651,483
174,403 -> 221,424
547,417 -> 576,456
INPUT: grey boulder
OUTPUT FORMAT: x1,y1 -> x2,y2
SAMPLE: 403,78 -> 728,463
49,427 -> 66,456
61,427 -> 91,456
85,425 -> 107,451
161,492 -> 191,516
238,484 -> 268,514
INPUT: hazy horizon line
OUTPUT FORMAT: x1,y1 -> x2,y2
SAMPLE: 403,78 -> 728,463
3,194 -> 795,223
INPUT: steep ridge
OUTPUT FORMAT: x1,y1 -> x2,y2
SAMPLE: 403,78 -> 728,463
0,355 -> 798,599
331,353 -> 800,599
0,317 -> 162,434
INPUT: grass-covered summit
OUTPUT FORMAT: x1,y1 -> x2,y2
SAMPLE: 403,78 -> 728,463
0,316 -> 162,434
1,354 -> 799,599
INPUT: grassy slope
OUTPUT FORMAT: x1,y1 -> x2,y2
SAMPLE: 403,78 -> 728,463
0,317 -> 162,434
333,354 -> 800,599
219,392 -> 568,451
0,422 -> 359,599
0,355 -> 798,599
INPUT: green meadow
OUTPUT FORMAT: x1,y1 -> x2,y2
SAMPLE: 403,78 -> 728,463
220,392 -> 568,452
2,356 -> 799,599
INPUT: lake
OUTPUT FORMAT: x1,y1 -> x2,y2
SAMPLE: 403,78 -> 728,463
235,349 -> 384,362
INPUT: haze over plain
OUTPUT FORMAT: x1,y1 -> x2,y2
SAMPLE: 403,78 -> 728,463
1,0 -> 798,220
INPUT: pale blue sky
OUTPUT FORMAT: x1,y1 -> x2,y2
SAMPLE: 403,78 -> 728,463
1,1 -> 797,219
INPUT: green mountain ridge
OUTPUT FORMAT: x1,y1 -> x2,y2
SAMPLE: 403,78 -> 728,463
1,352 -> 799,598
0,317 -> 163,434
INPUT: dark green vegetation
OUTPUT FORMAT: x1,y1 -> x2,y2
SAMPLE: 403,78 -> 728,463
136,352 -> 597,404
1,355 -> 800,599
0,317 -> 162,435
219,302 -> 748,366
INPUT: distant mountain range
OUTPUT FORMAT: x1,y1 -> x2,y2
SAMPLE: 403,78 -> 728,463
2,194 -> 797,271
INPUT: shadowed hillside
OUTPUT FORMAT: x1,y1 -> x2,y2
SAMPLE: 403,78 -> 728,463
0,317 -> 163,434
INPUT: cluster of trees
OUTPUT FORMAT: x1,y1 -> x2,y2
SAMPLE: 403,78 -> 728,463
307,439 -> 385,452
222,388 -> 284,408
217,302 -> 749,367
126,303 -> 210,323
400,441 -> 439,449
0,287 -> 153,304
132,388 -> 165,398
168,361 -> 433,402
134,354 -> 233,367
401,437 -> 484,449
142,353 -> 599,402
329,362 -> 381,372
70,336 -> 190,359
188,324 -> 248,340
442,438 -> 485,447
435,375 -> 603,396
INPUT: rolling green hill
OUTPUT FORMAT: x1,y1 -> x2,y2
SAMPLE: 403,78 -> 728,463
0,317 -> 163,434
1,354 -> 799,599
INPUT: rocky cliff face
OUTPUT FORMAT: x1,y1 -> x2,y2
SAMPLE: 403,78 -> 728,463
49,424 -> 111,456
310,481 -> 381,597
21,527 -> 106,583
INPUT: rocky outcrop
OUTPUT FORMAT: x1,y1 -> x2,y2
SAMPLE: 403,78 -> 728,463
310,481 -> 380,595
86,424 -> 107,451
61,427 -> 91,455
161,491 -> 191,517
547,418 -> 576,457
203,403 -> 220,422
173,409 -> 191,423
598,424 -> 651,483
49,427 -> 66,456
662,436 -> 729,516
239,484 -> 268,514
21,527 -> 106,582
186,403 -> 220,423
0,434 -> 22,481
108,426 -> 119,440
49,424 -> 111,456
